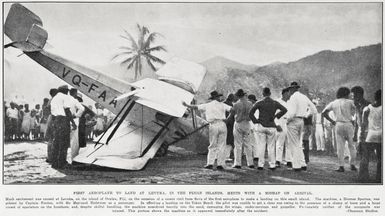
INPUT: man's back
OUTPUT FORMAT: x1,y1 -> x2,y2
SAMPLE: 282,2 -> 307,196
287,91 -> 316,118
323,98 -> 355,123
233,98 -> 253,122
51,93 -> 71,117
251,97 -> 287,128
198,100 -> 230,122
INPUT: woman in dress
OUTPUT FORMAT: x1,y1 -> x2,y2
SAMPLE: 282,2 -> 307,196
21,104 -> 31,140
39,98 -> 50,139
29,109 -> 39,140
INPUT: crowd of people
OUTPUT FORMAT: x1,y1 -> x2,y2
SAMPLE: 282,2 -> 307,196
184,82 -> 382,183
4,82 -> 382,182
4,85 -> 115,169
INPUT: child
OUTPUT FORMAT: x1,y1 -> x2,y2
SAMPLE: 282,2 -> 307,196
21,104 -> 31,140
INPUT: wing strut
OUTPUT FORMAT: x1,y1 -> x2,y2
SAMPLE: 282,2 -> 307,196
95,100 -> 134,147
95,100 -> 135,146
93,98 -> 133,147
168,123 -> 209,146
87,100 -> 135,158
139,117 -> 175,157
105,101 -> 136,145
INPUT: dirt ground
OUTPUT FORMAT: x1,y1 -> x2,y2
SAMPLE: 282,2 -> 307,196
3,141 -> 381,184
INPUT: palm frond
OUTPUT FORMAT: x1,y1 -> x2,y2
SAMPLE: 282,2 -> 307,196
143,32 -> 159,49
111,51 -> 134,61
122,30 -> 138,50
137,24 -> 149,36
143,26 -> 149,35
136,23 -> 142,33
136,24 -> 150,50
145,45 -> 167,53
118,46 -> 134,51
126,56 -> 138,71
146,57 -> 157,71
119,56 -> 135,66
146,54 -> 166,64
136,24 -> 144,49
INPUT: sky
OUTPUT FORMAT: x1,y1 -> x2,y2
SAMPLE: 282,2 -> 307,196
2,2 -> 382,105
4,2 -> 382,66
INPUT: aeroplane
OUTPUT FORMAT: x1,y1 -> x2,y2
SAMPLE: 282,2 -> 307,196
4,3 -> 210,170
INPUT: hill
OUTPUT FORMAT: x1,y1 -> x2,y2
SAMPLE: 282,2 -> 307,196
198,44 -> 382,102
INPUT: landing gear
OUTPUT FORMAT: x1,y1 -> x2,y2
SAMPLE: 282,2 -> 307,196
155,142 -> 169,157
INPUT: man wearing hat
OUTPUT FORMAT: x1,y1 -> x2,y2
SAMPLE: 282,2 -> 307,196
183,90 -> 231,170
286,82 -> 317,172
69,88 -> 85,161
249,87 -> 287,170
50,85 -> 77,169
227,89 -> 254,169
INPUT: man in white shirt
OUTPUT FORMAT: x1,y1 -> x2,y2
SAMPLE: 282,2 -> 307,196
358,89 -> 381,182
6,102 -> 19,140
275,88 -> 292,168
323,87 -> 357,172
50,85 -> 77,169
286,82 -> 317,172
183,91 -> 231,170
69,88 -> 85,160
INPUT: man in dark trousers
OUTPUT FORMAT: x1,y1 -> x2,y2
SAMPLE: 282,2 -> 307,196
351,86 -> 370,155
302,113 -> 313,164
45,88 -> 58,163
249,87 -> 287,170
358,89 -> 381,182
50,85 -> 77,169
77,94 -> 95,149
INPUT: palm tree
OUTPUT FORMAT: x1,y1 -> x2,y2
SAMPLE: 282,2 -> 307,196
112,24 -> 166,80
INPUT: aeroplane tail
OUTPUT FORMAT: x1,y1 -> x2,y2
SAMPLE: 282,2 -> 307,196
4,3 -> 47,52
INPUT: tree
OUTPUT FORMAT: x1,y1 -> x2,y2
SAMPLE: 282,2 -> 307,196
112,24 -> 166,80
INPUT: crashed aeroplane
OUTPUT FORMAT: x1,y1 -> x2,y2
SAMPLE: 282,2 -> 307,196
4,3 -> 209,170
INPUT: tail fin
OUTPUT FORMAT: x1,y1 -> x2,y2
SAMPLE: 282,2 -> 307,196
4,3 -> 47,52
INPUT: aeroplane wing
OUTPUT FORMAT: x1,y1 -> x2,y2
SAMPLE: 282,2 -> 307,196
4,3 -> 208,170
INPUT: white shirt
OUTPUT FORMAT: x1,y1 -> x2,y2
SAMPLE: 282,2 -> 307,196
323,98 -> 355,122
50,92 -> 72,116
364,104 -> 382,143
315,113 -> 323,124
197,100 -> 231,123
287,91 -> 317,120
68,96 -> 84,118
275,98 -> 289,127
6,107 -> 19,119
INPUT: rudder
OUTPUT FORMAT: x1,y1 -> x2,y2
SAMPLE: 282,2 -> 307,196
4,3 -> 47,51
